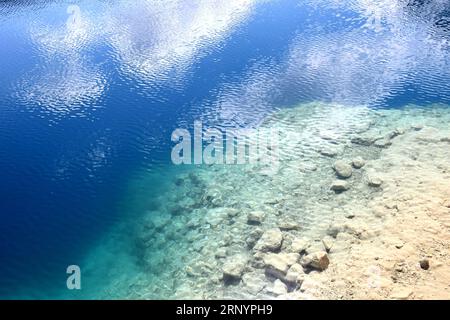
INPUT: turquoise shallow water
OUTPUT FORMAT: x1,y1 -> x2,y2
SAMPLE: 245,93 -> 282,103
1,0 -> 450,299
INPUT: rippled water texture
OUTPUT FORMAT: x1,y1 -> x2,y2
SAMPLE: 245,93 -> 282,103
1,0 -> 450,299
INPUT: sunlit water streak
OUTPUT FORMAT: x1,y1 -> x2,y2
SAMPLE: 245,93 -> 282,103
1,0 -> 450,298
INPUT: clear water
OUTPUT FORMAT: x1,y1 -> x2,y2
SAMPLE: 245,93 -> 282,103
1,0 -> 450,299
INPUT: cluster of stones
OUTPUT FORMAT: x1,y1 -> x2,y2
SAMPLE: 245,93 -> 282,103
328,128 -> 409,193
221,225 -> 331,296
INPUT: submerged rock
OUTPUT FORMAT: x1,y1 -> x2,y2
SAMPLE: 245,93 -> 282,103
263,252 -> 300,279
367,174 -> 383,187
271,279 -> 288,296
333,160 -> 353,179
352,157 -> 366,169
319,148 -> 338,157
331,180 -> 349,192
246,228 -> 264,248
351,135 -> 375,146
301,251 -> 330,271
247,211 -> 265,225
254,228 -> 283,252
284,263 -> 305,287
278,221 -> 301,231
289,238 -> 310,253
242,272 -> 266,295
222,255 -> 248,283
374,137 -> 392,148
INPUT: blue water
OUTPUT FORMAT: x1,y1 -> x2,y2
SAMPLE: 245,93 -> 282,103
1,0 -> 450,299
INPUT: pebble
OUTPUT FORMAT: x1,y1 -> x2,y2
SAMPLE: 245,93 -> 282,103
320,148 -> 338,157
247,211 -> 265,225
222,255 -> 248,282
290,238 -> 310,253
254,228 -> 283,252
352,157 -> 366,169
331,180 -> 349,192
419,259 -> 430,270
374,137 -> 392,148
368,174 -> 383,187
278,221 -> 301,231
271,279 -> 288,296
333,160 -> 353,179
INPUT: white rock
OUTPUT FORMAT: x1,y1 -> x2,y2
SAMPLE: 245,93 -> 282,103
331,180 -> 349,192
254,228 -> 283,252
290,238 -> 310,253
278,221 -> 300,231
247,211 -> 265,225
320,148 -> 338,157
367,174 -> 383,187
333,160 -> 353,179
271,279 -> 288,296
322,236 -> 334,252
242,272 -> 266,294
222,255 -> 247,281
374,137 -> 392,148
263,252 -> 300,279
352,157 -> 366,169
284,263 -> 305,286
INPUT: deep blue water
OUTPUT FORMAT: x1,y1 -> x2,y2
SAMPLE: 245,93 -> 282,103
1,0 -> 450,299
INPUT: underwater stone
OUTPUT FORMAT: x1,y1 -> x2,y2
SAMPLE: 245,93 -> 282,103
374,137 -> 392,148
278,221 -> 300,231
263,252 -> 300,280
331,180 -> 349,192
351,135 -> 375,146
215,247 -> 227,259
301,251 -> 330,271
222,255 -> 248,283
352,157 -> 366,169
246,227 -> 264,248
247,211 -> 265,225
284,263 -> 305,287
333,160 -> 353,179
289,238 -> 310,253
242,272 -> 267,295
271,279 -> 288,296
254,228 -> 283,252
367,174 -> 383,187
319,148 -> 338,157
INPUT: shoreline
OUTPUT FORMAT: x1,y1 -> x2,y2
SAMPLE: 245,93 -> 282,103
80,102 -> 450,299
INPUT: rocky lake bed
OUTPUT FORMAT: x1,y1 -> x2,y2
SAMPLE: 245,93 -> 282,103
93,102 -> 450,299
